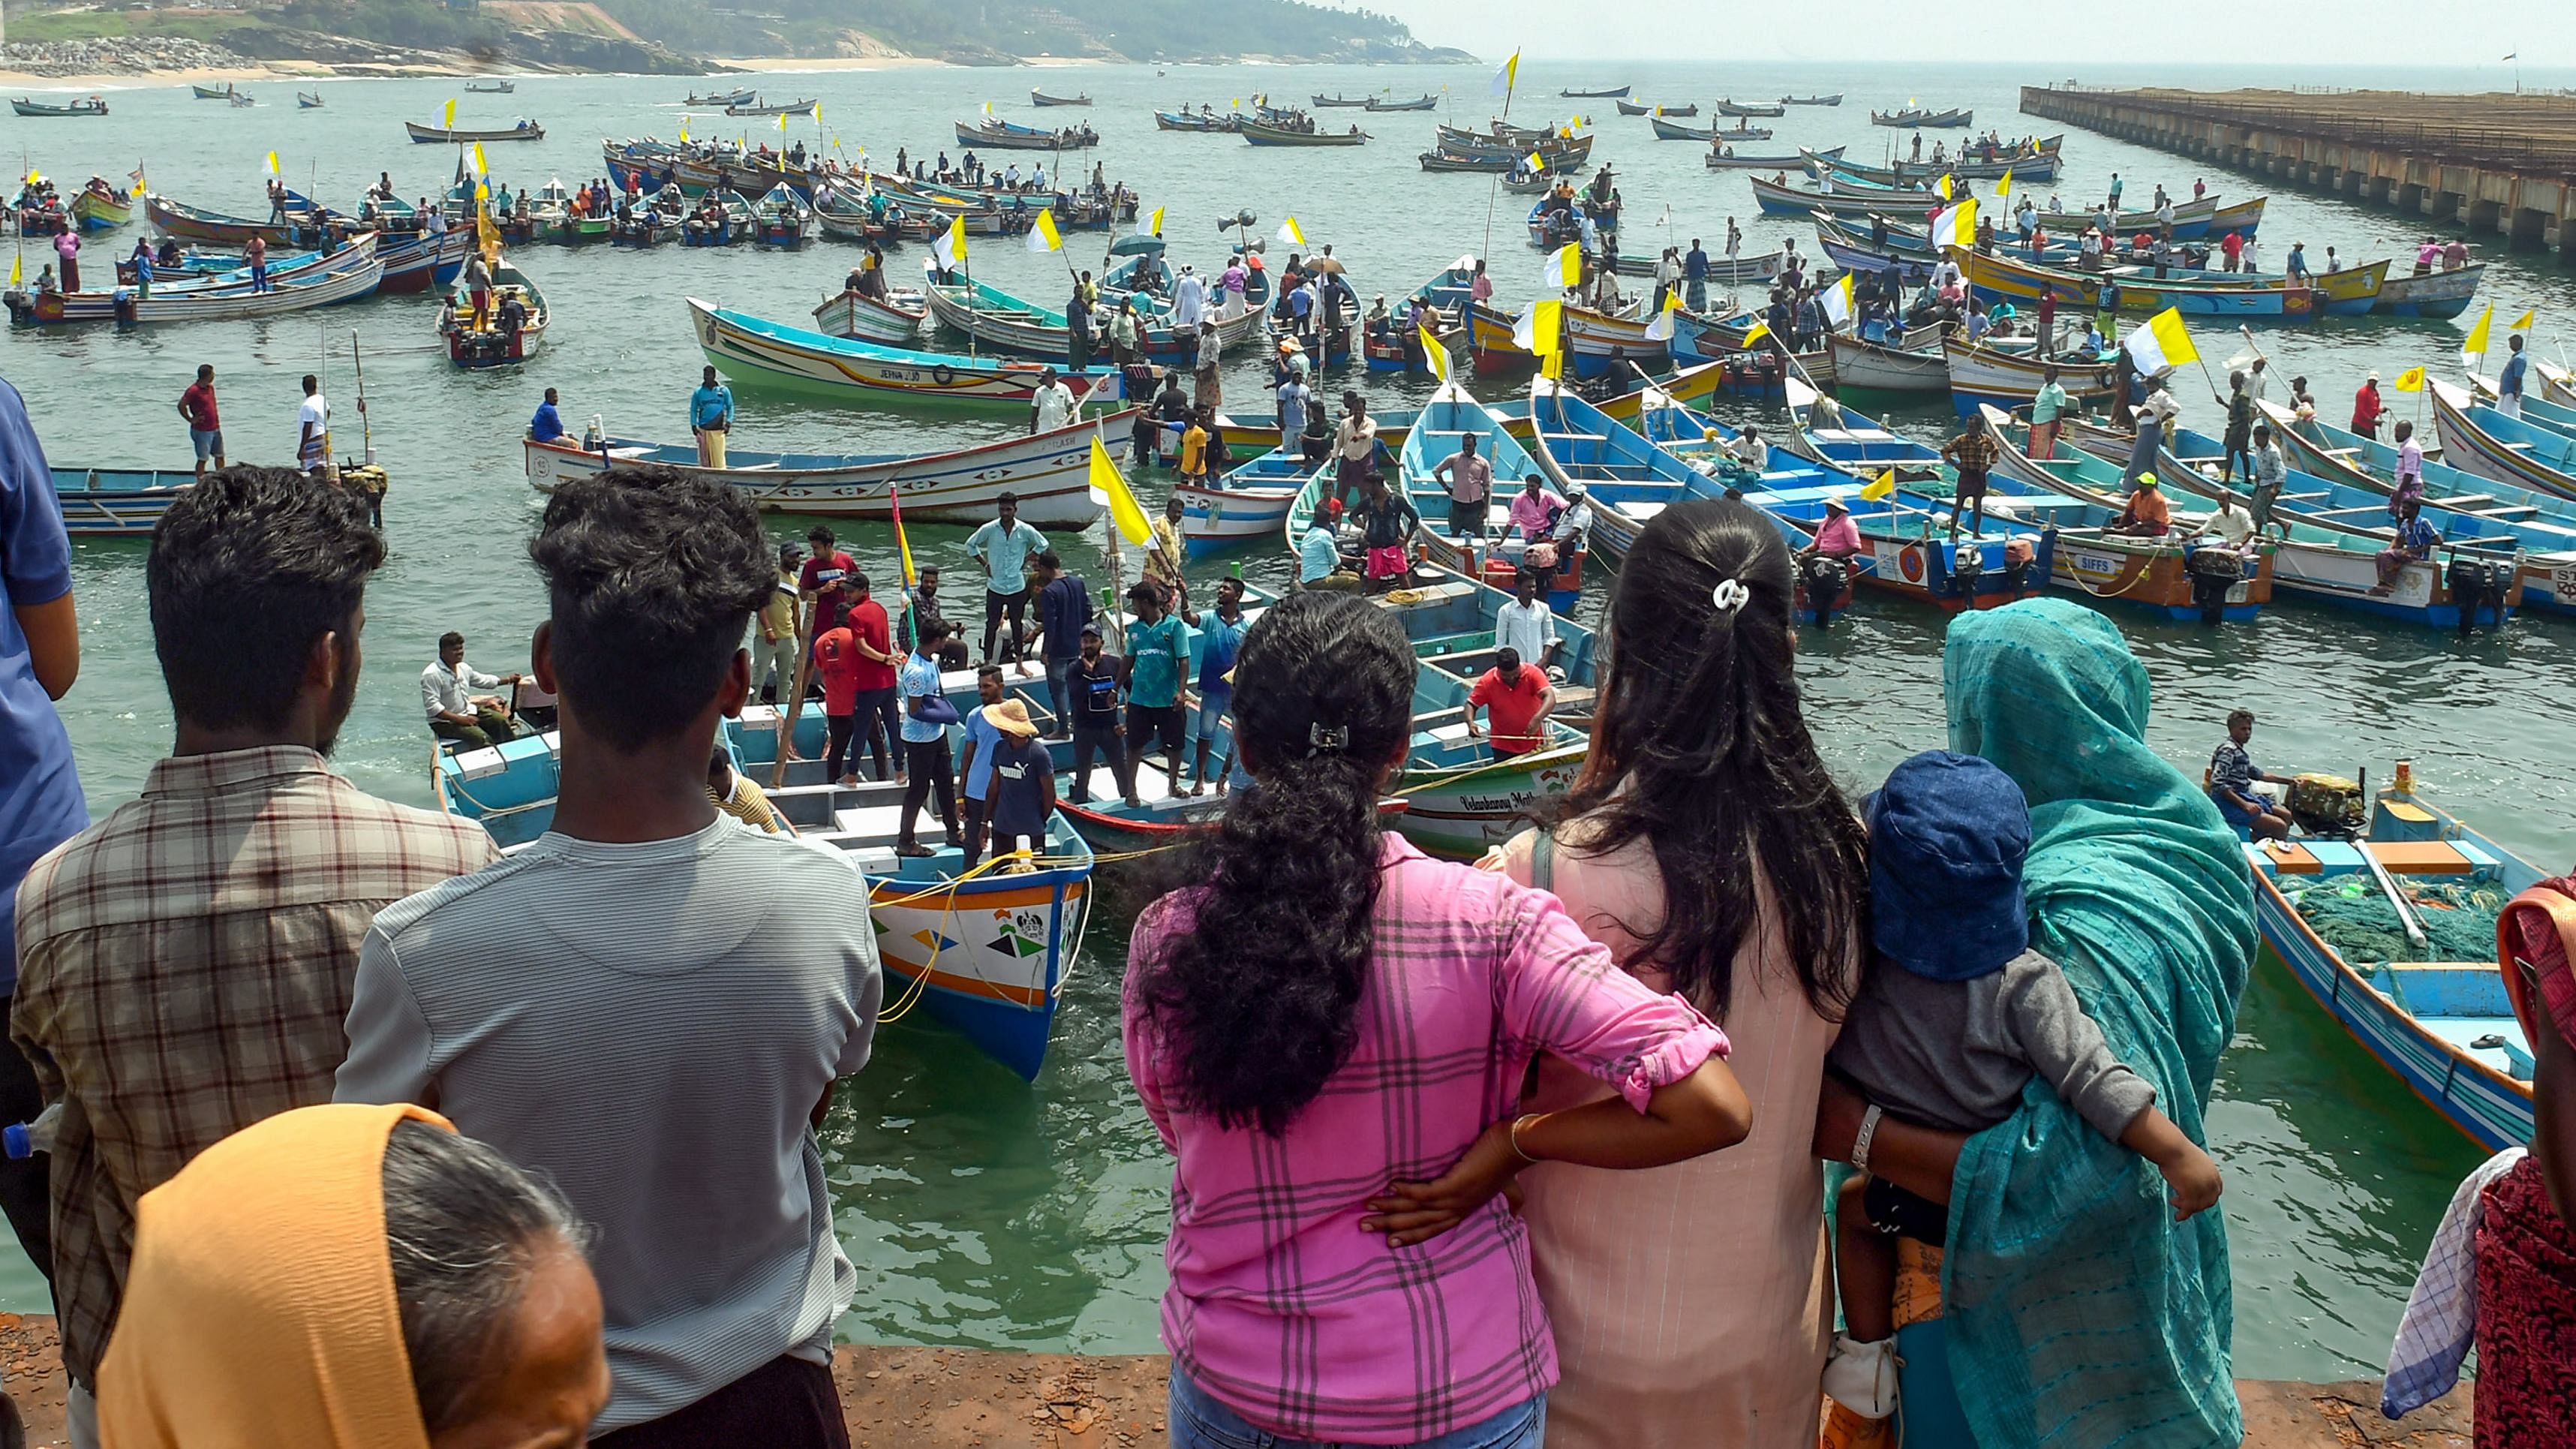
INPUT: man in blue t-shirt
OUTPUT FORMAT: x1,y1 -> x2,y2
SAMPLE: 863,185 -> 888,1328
896,620 -> 962,856
1122,582 -> 1189,791
2497,333 -> 2529,419
530,386 -> 565,443
689,365 -> 732,467
1024,550 -> 1089,741
952,665 -> 1009,869
0,377 -> 87,1291
1180,576 -> 1246,797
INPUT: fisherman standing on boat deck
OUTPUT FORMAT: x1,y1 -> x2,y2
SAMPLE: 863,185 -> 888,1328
1066,282 -> 1095,374
690,365 -> 732,468
1333,392 -> 1377,507
178,365 -> 224,479
1178,576 -> 1246,795
1194,320 -> 1223,411
1171,263 -> 1206,333
296,374 -> 332,480
2207,709 -> 2292,840
1030,366 -> 1075,437
749,542 -> 800,706
2223,371 -> 2256,485
2029,366 -> 2068,461
1432,431 -> 1492,540
1147,490 -> 1191,608
1466,645 -> 1554,757
954,665 -> 1009,869
1348,473 -> 1420,594
2498,334 -> 2529,419
1025,551 -> 1089,737
967,493 -> 1048,668
425,632 -> 523,750
2248,425 -> 2288,539
893,620 -> 964,856
2352,372 -> 2385,440
1494,570 -> 1559,672
2392,421 -> 2428,520
1683,236 -> 1710,313
1122,581 -> 1189,792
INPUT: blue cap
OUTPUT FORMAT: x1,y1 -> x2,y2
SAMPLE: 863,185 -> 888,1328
1866,750 -> 2030,982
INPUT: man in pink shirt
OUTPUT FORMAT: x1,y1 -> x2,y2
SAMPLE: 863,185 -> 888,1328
1799,494 -> 1865,628
1507,472 -> 1565,543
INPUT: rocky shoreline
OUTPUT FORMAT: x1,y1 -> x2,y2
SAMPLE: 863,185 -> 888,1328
1,38 -> 258,79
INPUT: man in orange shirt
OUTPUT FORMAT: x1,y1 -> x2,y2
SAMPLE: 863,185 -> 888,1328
2107,473 -> 2172,537
1466,647 -> 1555,758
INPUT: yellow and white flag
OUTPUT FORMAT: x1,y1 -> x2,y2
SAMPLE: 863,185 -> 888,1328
1931,195 -> 1978,251
2511,308 -> 2535,332
981,101 -> 993,116
933,212 -> 967,272
1547,241 -> 1582,290
810,102 -> 822,123
1087,437 -> 1153,546
8,254 -> 18,288
1525,150 -> 1545,174
2460,304 -> 2493,358
1820,272 -> 1855,327
1276,215 -> 1306,246
2393,365 -> 2427,392
1936,173 -> 1954,200
470,141 -> 488,176
1490,50 -> 1520,100
1147,205 -> 1164,237
1026,206 -> 1063,253
1420,324 -> 1450,380
443,98 -> 455,128
2122,307 -> 2199,374
1997,169 -> 2013,200
264,150 -> 281,179
1513,297 -> 1564,354
1644,291 -> 1682,341
678,115 -> 691,142
777,112 -> 789,134
1860,467 -> 1898,501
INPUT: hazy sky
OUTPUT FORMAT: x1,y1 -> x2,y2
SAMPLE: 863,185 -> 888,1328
1359,0 -> 2562,71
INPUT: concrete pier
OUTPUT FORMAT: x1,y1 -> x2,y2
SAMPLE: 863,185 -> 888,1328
2019,86 -> 2576,265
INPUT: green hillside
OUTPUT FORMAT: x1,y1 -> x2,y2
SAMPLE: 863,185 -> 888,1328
596,0 -> 1462,64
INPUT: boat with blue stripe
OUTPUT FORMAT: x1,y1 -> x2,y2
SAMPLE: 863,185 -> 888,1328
49,464 -> 197,536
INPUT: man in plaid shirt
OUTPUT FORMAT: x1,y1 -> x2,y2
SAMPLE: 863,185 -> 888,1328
11,468 -> 495,1441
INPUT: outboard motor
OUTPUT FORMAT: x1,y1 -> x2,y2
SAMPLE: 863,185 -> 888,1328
2186,545 -> 2244,625
1801,553 -> 1847,628
2446,555 -> 2506,638
1949,541 -> 1985,607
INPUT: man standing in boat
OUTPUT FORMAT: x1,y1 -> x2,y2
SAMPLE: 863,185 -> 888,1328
690,365 -> 732,468
1684,236 -> 1710,313
178,365 -> 224,479
967,492 -> 1048,666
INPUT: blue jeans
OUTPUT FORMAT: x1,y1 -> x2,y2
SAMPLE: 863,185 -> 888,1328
1044,654 -> 1078,735
1168,1366 -> 1545,1449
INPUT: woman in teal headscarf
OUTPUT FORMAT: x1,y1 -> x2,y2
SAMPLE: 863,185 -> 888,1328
1817,598 -> 2254,1447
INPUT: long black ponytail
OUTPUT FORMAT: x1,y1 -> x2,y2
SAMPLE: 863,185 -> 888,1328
1134,591 -> 1417,1136
1538,498 -> 1867,1024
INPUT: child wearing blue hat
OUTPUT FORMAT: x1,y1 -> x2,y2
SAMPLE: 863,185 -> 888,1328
1819,750 -> 2223,1422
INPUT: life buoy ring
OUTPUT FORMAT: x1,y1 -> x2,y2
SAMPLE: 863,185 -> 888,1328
930,363 -> 955,386
1898,544 -> 1924,583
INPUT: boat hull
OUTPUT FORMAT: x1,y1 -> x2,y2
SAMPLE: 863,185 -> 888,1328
690,297 -> 1126,410
812,287 -> 926,345
2371,263 -> 2482,318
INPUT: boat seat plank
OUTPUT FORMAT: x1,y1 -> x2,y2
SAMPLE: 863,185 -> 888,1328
2362,840 -> 2475,874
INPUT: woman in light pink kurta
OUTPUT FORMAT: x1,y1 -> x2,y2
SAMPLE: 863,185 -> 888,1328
1504,498 -> 1871,1449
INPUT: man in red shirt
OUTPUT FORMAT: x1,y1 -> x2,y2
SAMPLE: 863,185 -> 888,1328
812,618 -> 864,786
2352,374 -> 2385,440
844,572 -> 902,785
1467,647 -> 1555,758
796,525 -> 859,643
2218,230 -> 2244,274
176,364 -> 224,479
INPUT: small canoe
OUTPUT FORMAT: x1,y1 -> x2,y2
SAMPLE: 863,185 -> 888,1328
2247,787 -> 2541,1150
1872,107 -> 1972,128
227,92 -> 255,108
11,96 -> 107,117
406,119 -> 545,143
464,79 -> 516,93
1560,85 -> 1631,98
1616,99 -> 1695,116
749,183 -> 811,248
1154,110 -> 1240,133
812,286 -> 927,346
684,87 -> 757,107
191,83 -> 235,100
726,97 -> 816,116
68,181 -> 134,232
49,464 -> 197,535
1716,98 -> 1787,117
954,117 -> 1099,150
1387,380 -> 1589,607
1365,94 -> 1439,112
1238,116 -> 1369,146
1781,94 -> 1843,106
1180,446 -> 1318,555
443,257 -> 546,368
1029,90 -> 1092,107
296,92 -> 324,109
1312,93 -> 1372,107
688,297 -> 1129,411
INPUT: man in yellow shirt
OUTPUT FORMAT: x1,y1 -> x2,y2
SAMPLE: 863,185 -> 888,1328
708,746 -> 796,835
1145,492 -> 1189,609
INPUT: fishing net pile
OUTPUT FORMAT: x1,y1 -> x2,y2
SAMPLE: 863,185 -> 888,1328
2289,878 -> 2506,966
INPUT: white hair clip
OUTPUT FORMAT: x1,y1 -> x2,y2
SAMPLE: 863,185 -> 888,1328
1712,579 -> 1751,614
1309,723 -> 1350,752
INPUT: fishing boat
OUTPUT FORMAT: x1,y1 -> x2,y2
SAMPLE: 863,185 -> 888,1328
1366,94 -> 1440,112
726,96 -> 816,116
406,119 -> 545,143
609,209 -> 670,248
813,284 -> 927,346
11,96 -> 107,117
464,78 -> 516,94
677,190 -> 751,247
1956,245 -> 2337,322
1154,110 -> 1240,133
749,184 -> 811,248
4,235 -> 383,325
1312,93 -> 1371,107
1239,116 -> 1370,146
954,116 -> 1099,150
1781,93 -> 1843,106
1616,99 -> 1697,116
2429,380 -> 2576,501
1029,89 -> 1092,107
1872,107 -> 1971,128
525,410 -> 1125,526
440,708 -> 1094,1081
1823,138 -> 2070,186
1521,378 -> 1727,566
1180,446 -> 1321,555
689,297 -> 1128,410
1707,145 -> 1841,170
924,274 -> 1262,364
47,464 -> 197,535
1381,380 -> 1589,606
191,83 -> 236,100
2264,398 -> 2576,574
1652,114 -> 1767,143
1561,85 -> 1631,98
1942,335 -> 2122,414
2247,783 -> 2539,1149
67,179 -> 133,231
1716,98 -> 1787,118
1823,331 -> 1949,393
1751,473 -> 2055,612
2052,413 -> 2528,628
2370,263 -> 2484,319
1464,293 -> 1673,380
441,257 -> 546,368
377,226 -> 474,293
684,86 -> 757,107
296,92 -> 324,109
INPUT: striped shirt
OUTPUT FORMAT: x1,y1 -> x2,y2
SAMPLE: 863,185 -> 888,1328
11,747 -> 497,1384
1123,834 -> 1727,1441
335,816 -> 883,1431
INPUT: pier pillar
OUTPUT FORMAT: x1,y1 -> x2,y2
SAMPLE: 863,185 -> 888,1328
2430,189 -> 2465,222
2399,181 -> 2425,211
2367,175 -> 2394,204
2468,197 -> 2502,233
2510,207 -> 2549,251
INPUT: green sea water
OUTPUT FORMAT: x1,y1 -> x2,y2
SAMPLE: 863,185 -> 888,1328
8,56 -> 2575,1385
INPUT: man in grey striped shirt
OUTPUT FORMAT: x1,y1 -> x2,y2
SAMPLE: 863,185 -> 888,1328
339,466 -> 882,1446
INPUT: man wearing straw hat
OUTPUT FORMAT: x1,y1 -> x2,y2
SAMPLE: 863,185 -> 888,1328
976,698 -> 1054,873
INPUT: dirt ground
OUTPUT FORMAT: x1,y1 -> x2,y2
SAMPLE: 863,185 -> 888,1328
0,1317 -> 2475,1447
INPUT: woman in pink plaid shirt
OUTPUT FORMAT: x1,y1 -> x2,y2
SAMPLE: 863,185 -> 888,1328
1124,591 -> 1752,1447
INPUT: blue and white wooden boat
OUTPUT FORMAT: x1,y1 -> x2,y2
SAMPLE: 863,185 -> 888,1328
2247,785 -> 2539,1150
2430,379 -> 2576,502
1180,446 -> 1320,556
1522,378 -> 1721,566
1387,380 -> 1588,607
689,298 -> 1128,410
48,464 -> 196,535
523,409 -> 1127,527
436,708 -> 1094,1082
